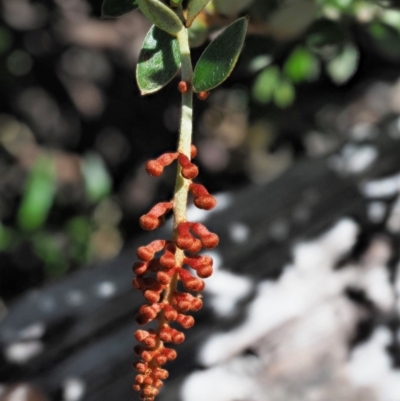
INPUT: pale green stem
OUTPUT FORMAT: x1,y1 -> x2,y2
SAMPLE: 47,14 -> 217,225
160,27 -> 193,304
172,27 -> 193,261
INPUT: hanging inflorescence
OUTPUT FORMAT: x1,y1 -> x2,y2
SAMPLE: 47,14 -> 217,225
132,145 -> 218,401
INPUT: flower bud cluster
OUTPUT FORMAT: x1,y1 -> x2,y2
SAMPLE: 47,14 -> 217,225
133,146 -> 218,400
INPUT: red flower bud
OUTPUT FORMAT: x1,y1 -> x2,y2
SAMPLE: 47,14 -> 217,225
156,268 -> 175,285
153,379 -> 163,388
159,243 -> 176,269
178,81 -> 189,93
191,145 -> 197,159
144,290 -> 161,303
184,255 -> 213,278
145,161 -> 163,177
197,91 -> 209,100
139,203 -> 173,231
139,215 -> 160,231
135,330 -> 150,342
134,362 -> 148,373
145,153 -> 178,177
173,292 -> 192,312
162,347 -> 177,361
137,240 -> 166,261
189,183 -> 217,210
163,304 -> 178,321
176,314 -> 195,329
190,297 -> 203,311
133,261 -> 149,276
178,269 -> 205,292
153,368 -> 168,380
176,222 -> 194,250
155,354 -> 167,365
178,154 -> 198,179
191,223 -> 219,248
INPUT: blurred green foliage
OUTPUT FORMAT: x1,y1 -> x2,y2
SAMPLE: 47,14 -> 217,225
18,154 -> 56,232
2,0 -> 400,291
249,0 -> 400,107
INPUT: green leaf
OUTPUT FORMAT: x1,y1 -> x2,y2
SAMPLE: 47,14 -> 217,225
192,16 -> 248,93
137,25 -> 181,95
18,154 -> 56,232
186,0 -> 211,27
326,43 -> 359,85
252,66 -> 280,104
101,0 -> 138,17
138,0 -> 183,36
273,79 -> 295,108
283,46 -> 319,83
81,153 -> 112,203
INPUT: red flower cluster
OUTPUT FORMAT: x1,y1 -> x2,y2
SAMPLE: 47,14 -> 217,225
132,146 -> 218,401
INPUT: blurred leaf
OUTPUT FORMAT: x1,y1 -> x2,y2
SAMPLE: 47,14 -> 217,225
137,25 -> 181,95
284,46 -> 320,83
192,17 -> 248,92
381,9 -> 400,29
66,216 -> 92,264
213,0 -> 254,16
32,232 -> 68,277
274,79 -> 295,108
0,224 -> 15,251
81,153 -> 112,203
186,0 -> 211,27
7,50 -> 33,77
326,43 -> 359,85
188,17 -> 209,47
307,19 -> 346,54
101,0 -> 138,17
138,0 -> 183,36
252,66 -> 280,104
377,0 -> 400,9
0,26 -> 13,55
248,55 -> 272,73
266,0 -> 317,40
18,154 -> 56,232
368,22 -> 400,61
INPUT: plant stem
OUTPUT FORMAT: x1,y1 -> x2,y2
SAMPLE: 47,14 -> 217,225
173,27 -> 193,263
160,27 -> 193,304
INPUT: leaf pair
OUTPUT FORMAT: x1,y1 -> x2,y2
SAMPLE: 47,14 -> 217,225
102,0 -> 210,26
137,17 -> 248,95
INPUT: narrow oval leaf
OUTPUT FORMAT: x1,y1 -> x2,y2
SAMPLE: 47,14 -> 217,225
18,154 -> 56,232
326,43 -> 359,85
252,66 -> 280,104
186,0 -> 211,27
273,79 -> 295,108
81,153 -> 112,203
192,16 -> 248,93
283,46 -> 320,83
136,25 -> 181,95
101,0 -> 138,18
138,0 -> 183,36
